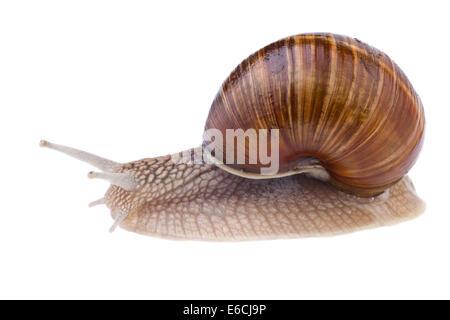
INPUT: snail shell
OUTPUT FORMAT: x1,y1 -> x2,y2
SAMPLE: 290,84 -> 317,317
41,33 -> 425,240
205,33 -> 424,197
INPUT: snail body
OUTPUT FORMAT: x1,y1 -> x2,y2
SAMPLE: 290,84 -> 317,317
41,33 -> 425,240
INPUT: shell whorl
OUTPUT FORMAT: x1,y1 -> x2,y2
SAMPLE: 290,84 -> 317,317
204,33 -> 425,196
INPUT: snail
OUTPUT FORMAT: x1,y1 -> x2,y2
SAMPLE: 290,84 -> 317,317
41,33 -> 425,241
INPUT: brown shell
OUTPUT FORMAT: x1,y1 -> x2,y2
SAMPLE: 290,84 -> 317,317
204,33 -> 425,197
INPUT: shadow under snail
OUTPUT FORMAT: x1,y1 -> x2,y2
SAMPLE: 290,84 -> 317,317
41,33 -> 425,241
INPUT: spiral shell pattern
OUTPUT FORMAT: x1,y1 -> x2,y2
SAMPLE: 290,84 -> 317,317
204,33 -> 424,196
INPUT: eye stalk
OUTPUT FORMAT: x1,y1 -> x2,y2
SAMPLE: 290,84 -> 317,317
40,139 -> 141,231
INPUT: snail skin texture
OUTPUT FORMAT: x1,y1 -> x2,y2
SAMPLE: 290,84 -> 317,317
41,33 -> 425,241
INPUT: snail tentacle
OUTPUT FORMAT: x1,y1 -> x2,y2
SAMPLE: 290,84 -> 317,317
88,171 -> 139,191
40,140 -> 121,173
40,140 -> 138,190
109,210 -> 127,233
88,197 -> 105,208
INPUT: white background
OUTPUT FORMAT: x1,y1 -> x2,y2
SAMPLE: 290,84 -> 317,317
1,0 -> 449,299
